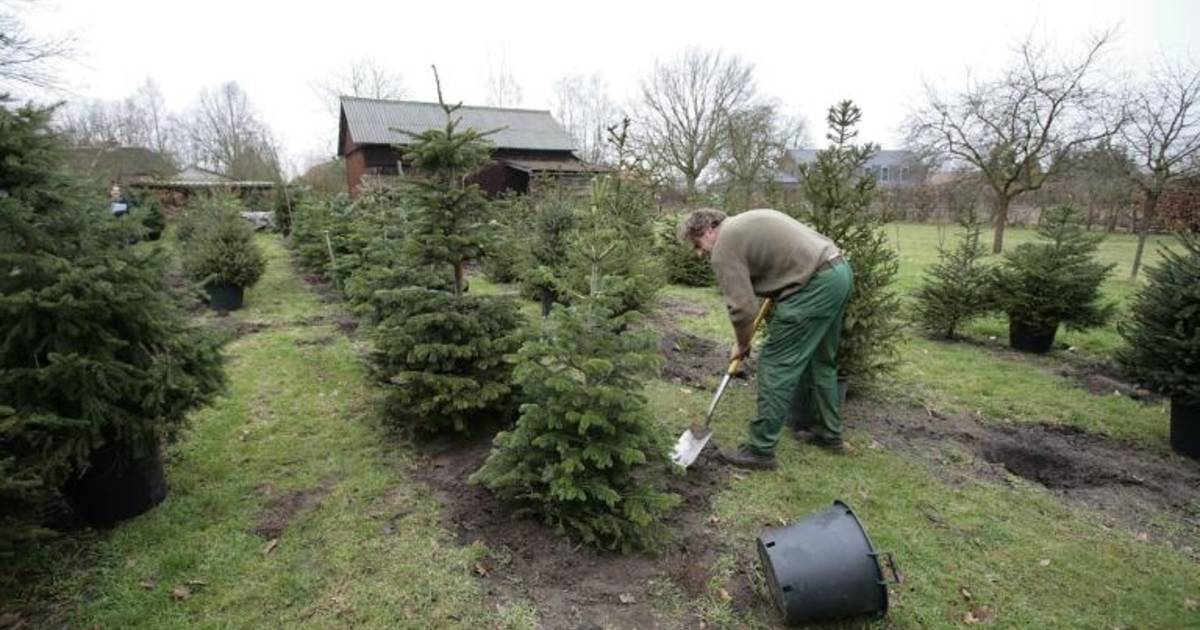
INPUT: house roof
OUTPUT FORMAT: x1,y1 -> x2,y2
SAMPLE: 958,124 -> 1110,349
67,146 -> 176,180
127,165 -> 274,188
338,96 -> 577,154
501,158 -> 609,174
786,148 -> 916,168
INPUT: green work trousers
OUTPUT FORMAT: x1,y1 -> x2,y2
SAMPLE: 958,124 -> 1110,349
746,261 -> 853,455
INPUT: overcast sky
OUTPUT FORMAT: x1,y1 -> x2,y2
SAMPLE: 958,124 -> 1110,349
18,0 -> 1199,175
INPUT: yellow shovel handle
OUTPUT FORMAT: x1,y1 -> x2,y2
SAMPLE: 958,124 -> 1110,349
726,298 -> 773,375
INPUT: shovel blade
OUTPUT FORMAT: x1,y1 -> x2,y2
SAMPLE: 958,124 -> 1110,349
671,428 -> 713,468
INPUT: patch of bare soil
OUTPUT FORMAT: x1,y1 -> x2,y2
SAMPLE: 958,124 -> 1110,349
301,313 -> 359,336
850,399 -> 1200,550
252,481 -> 333,540
411,433 -> 758,629
300,273 -> 341,303
649,296 -> 754,388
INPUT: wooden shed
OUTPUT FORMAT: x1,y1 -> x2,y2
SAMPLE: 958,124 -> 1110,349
337,96 -> 606,197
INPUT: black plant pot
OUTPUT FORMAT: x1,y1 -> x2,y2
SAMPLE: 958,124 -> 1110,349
60,440 -> 168,528
1008,319 -> 1058,354
1170,398 -> 1200,460
206,283 -> 245,311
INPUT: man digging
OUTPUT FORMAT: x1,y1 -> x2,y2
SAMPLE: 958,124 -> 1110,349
680,208 -> 854,470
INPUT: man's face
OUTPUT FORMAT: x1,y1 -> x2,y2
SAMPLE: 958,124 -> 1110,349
691,226 -> 718,258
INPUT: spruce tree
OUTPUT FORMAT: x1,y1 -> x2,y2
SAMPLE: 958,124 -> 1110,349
519,187 -> 579,315
1117,233 -> 1200,404
0,102 -> 225,552
992,205 -> 1114,352
912,219 -> 994,339
182,204 -> 267,290
471,194 -> 679,552
367,71 -> 523,433
793,100 -> 902,386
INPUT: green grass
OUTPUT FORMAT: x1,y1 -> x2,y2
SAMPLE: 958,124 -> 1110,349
890,222 -> 1174,359
3,236 -> 535,629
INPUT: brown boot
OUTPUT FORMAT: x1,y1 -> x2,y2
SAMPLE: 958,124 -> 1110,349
793,429 -> 848,453
717,445 -> 777,470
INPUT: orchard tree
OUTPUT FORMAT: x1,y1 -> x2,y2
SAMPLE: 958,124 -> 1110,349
907,33 -> 1118,253
1114,60 -> 1200,278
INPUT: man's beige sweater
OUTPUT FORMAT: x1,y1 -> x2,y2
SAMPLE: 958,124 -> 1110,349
710,209 -> 840,329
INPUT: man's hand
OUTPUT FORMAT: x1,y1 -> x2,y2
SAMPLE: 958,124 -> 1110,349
730,342 -> 750,361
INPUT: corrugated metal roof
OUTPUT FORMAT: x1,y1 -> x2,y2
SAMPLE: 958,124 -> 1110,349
340,96 -> 577,152
502,158 -> 609,174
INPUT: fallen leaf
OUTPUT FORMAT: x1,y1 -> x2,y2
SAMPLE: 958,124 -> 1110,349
618,593 -> 636,604
139,578 -> 158,590
263,538 -> 279,555
707,515 -> 720,525
1038,559 -> 1051,567
959,586 -> 972,601
679,387 -> 691,394
1184,597 -> 1198,611
472,561 -> 493,577
186,579 -> 208,587
717,588 -> 732,603
125,558 -> 137,569
171,585 -> 191,601
965,606 -> 992,624
1136,532 -> 1149,542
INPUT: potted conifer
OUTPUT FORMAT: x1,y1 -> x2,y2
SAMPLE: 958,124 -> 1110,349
992,206 -> 1114,353
1117,233 -> 1200,459
1,103 -> 225,538
183,206 -> 266,310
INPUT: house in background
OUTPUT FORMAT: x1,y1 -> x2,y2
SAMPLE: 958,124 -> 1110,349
778,149 -> 927,188
126,165 -> 275,211
337,96 -> 606,197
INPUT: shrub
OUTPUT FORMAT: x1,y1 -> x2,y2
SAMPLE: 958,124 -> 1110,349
132,191 -> 166,240
183,206 -> 266,289
657,215 -> 714,287
0,103 -> 225,553
177,192 -> 244,244
912,219 -> 994,339
791,100 -> 902,387
1117,233 -> 1200,404
991,205 -> 1114,348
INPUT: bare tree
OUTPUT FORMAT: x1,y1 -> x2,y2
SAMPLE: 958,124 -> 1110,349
1115,60 -> 1200,278
485,52 -> 523,108
311,56 -> 408,115
638,47 -> 756,197
183,82 -> 280,180
0,0 -> 71,91
907,33 -> 1118,252
716,102 -> 804,209
551,72 -> 617,163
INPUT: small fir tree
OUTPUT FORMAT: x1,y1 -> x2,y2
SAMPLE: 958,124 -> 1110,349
520,187 -> 580,314
471,201 -> 679,552
912,218 -> 994,338
368,70 -> 524,433
183,205 -> 267,289
1117,233 -> 1200,405
0,103 -> 225,552
992,205 -> 1114,351
792,100 -> 902,386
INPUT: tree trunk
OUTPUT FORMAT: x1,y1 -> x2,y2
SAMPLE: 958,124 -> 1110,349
454,261 -> 465,297
991,195 -> 1010,254
1130,193 -> 1159,280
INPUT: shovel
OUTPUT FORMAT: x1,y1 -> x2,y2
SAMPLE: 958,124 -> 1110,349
672,298 -> 773,468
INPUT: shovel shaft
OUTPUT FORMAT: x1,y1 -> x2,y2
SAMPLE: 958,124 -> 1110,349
701,298 -> 774,427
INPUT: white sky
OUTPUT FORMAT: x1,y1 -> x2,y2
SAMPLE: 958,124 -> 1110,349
19,0 -> 1199,175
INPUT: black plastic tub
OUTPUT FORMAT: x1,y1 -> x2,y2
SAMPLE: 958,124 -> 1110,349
1008,319 -> 1057,354
61,440 -> 167,528
206,283 -> 245,311
1170,398 -> 1200,460
757,500 -> 900,625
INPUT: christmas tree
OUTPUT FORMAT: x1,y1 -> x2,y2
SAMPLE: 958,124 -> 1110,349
912,219 -> 994,339
471,189 -> 679,551
1,102 -> 225,549
992,205 -> 1114,352
793,100 -> 902,386
367,70 -> 523,433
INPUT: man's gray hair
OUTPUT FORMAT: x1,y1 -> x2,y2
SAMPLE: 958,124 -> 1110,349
678,208 -> 728,242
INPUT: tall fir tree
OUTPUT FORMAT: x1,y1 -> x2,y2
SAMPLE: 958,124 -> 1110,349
0,102 -> 225,552
793,100 -> 902,386
367,70 -> 523,433
1117,233 -> 1200,405
471,183 -> 679,551
912,219 -> 994,339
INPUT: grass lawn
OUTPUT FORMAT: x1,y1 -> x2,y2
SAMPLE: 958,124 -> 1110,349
4,231 -> 1197,629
